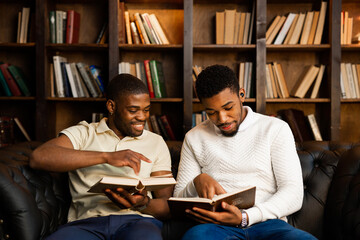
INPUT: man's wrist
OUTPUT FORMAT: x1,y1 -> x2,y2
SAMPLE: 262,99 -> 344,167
132,195 -> 151,212
240,210 -> 248,228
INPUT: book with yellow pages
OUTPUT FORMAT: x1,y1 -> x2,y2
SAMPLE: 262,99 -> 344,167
168,186 -> 256,219
88,174 -> 176,194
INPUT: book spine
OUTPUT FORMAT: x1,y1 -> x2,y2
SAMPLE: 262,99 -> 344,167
149,60 -> 162,98
155,61 -> 167,98
76,63 -> 98,97
7,65 -> 31,96
66,10 -> 74,44
89,65 -> 105,94
156,115 -> 169,140
143,60 -> 155,98
149,115 -> 161,135
49,11 -> 56,43
96,22 -> 107,44
0,69 -> 12,96
160,115 -> 176,140
135,13 -> 150,44
124,11 -> 132,44
118,1 -> 126,44
0,64 -> 22,96
130,21 -> 140,44
64,63 -> 78,97
60,62 -> 72,97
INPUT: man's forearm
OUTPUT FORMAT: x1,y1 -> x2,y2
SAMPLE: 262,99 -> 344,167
141,198 -> 171,220
30,136 -> 107,172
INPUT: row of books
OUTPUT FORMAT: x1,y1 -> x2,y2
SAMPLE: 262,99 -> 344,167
192,111 -> 208,128
266,1 -> 327,45
340,63 -> 360,99
49,10 -> 80,44
341,11 -> 357,45
147,115 -> 176,141
51,56 -> 105,98
239,62 -> 254,98
119,60 -> 167,98
0,63 -> 31,97
118,2 -> 169,45
215,5 -> 255,45
277,109 -> 323,142
16,7 -> 31,43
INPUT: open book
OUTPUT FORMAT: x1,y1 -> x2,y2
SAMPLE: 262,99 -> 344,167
168,186 -> 256,218
88,174 -> 176,194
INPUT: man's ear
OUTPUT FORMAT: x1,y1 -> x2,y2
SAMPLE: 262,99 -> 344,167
239,88 -> 245,100
106,99 -> 115,115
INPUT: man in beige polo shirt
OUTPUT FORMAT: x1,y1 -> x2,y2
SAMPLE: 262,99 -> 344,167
30,74 -> 173,240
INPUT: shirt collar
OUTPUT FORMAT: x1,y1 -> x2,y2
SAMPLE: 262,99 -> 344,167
96,117 -> 147,140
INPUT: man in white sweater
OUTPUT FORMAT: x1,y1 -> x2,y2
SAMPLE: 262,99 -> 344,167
174,65 -> 317,240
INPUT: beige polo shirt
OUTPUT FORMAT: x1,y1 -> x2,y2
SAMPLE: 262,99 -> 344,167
60,118 -> 171,222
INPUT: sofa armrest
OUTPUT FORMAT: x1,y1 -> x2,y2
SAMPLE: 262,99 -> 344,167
0,142 -> 70,240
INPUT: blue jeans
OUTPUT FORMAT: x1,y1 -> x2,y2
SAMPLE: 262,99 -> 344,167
182,219 -> 317,240
46,214 -> 163,240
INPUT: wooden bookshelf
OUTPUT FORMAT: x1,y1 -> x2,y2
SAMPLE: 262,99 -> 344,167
1,0 -> 359,142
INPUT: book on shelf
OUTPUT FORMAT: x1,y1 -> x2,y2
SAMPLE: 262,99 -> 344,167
14,117 -> 31,142
156,115 -> 169,140
273,13 -> 296,45
76,62 -> 99,98
266,15 -> 286,44
149,60 -> 167,98
0,68 -> 12,97
351,64 -> 360,98
88,174 -> 176,194
149,115 -> 161,136
283,14 -> 299,45
277,109 -> 313,143
268,63 -> 279,98
345,63 -> 357,98
66,10 -> 80,44
96,22 -> 108,44
7,65 -> 31,96
134,13 -> 150,44
233,12 -> 241,44
242,12 -> 251,44
89,65 -> 105,95
247,1 -> 255,44
238,12 -> 246,45
68,62 -> 86,98
134,15 -> 145,44
16,11 -> 22,43
216,11 -> 225,44
55,10 -> 65,44
272,62 -> 289,98
64,63 -> 80,97
352,33 -> 360,44
307,114 -> 323,141
307,11 -> 319,44
49,11 -> 56,43
346,17 -> 353,45
265,64 -> 274,98
313,1 -> 327,44
266,15 -> 281,41
291,65 -> 320,98
124,11 -> 132,44
288,12 -> 306,44
310,64 -> 325,99
118,0 -> 126,44
148,14 -> 169,44
168,186 -> 256,219
135,61 -> 148,89
142,13 -> 161,44
160,115 -> 176,141
224,9 -> 236,44
130,19 -> 141,44
18,7 -> 31,43
143,60 -> 155,98
300,11 -> 314,45
0,63 -> 22,96
60,62 -> 72,97
340,63 -> 351,99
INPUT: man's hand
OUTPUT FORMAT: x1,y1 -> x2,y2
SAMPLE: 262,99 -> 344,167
106,150 -> 152,175
193,173 -> 226,199
105,187 -> 150,210
186,201 -> 242,226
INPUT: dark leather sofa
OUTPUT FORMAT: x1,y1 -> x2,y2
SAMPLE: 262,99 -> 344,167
1,141 -> 360,240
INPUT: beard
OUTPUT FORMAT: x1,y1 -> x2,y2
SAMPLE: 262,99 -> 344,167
219,122 -> 240,137
113,111 -> 144,137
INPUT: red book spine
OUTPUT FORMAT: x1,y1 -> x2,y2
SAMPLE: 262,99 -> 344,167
160,115 -> 176,140
143,60 -> 155,98
0,64 -> 21,96
66,10 -> 80,44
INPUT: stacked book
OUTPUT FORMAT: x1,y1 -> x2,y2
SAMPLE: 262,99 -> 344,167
215,5 -> 255,45
119,60 -> 167,99
0,62 -> 31,97
238,62 -> 254,98
266,1 -> 327,45
16,7 -> 31,43
265,62 -> 290,99
49,10 -> 80,44
51,55 -> 105,98
118,1 -> 169,44
340,63 -> 360,99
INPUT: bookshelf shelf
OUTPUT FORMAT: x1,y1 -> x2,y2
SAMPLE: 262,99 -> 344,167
266,44 -> 330,51
194,44 -> 256,51
0,96 -> 36,101
0,43 -> 35,48
118,45 -> 183,50
47,44 -> 109,51
266,98 -> 331,103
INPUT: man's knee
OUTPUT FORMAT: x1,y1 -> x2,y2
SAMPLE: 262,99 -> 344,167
116,219 -> 162,240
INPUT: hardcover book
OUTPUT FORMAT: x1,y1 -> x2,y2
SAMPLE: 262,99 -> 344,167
88,174 -> 176,194
66,10 -> 80,44
168,186 -> 256,219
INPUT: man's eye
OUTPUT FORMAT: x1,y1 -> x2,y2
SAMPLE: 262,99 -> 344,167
129,110 -> 137,113
144,109 -> 150,112
225,106 -> 233,111
206,112 -> 215,116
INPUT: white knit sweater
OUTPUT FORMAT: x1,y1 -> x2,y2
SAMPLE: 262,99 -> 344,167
174,107 -> 303,226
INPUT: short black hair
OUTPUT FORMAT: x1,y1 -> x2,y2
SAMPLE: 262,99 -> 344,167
195,65 -> 239,100
106,74 -> 149,101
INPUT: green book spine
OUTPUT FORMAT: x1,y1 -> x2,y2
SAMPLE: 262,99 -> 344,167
7,65 -> 31,96
155,61 -> 167,98
49,11 -> 56,44
149,60 -> 162,98
0,69 -> 12,96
